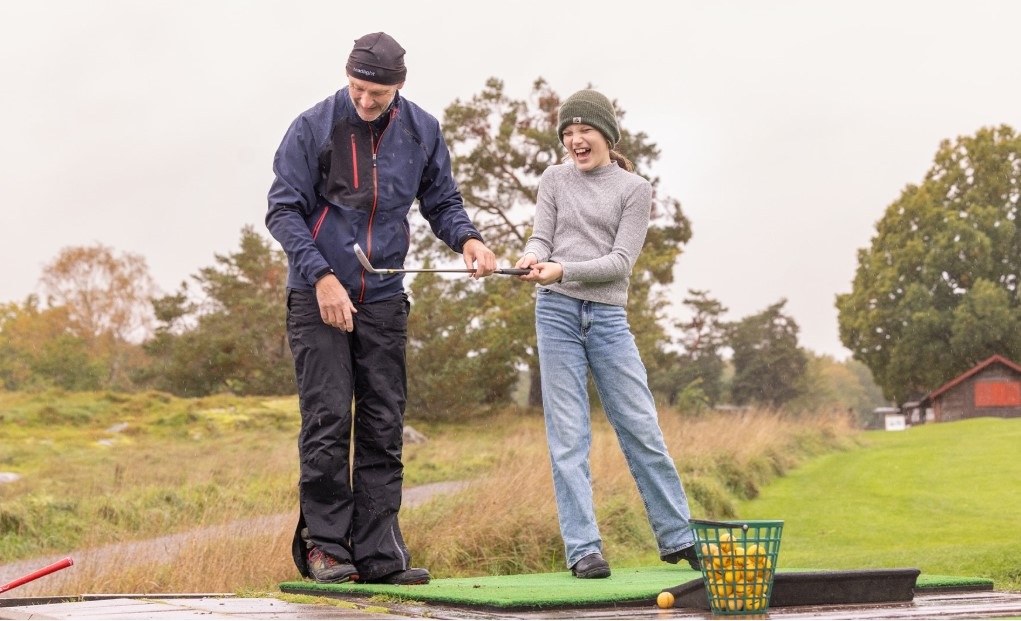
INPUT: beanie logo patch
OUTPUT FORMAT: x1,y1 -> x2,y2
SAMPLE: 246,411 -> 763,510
351,66 -> 377,79
572,116 -> 582,124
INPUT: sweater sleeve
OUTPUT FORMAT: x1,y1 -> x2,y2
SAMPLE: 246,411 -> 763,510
522,168 -> 558,261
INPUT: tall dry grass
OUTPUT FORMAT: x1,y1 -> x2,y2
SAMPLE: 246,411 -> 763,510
27,515 -> 296,595
2,405 -> 856,596
404,407 -> 857,577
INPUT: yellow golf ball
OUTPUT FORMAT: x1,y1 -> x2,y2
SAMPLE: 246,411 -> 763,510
657,591 -> 675,609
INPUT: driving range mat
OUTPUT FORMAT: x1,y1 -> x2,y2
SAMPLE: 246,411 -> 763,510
279,566 -> 994,612
280,565 -> 699,611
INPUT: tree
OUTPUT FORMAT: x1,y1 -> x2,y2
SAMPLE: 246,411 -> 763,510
38,243 -> 157,389
0,296 -> 104,391
40,244 -> 156,343
141,225 -> 294,396
728,299 -> 808,408
786,353 -> 887,422
836,125 -> 1021,402
665,289 -> 728,408
407,78 -> 691,408
405,269 -> 519,420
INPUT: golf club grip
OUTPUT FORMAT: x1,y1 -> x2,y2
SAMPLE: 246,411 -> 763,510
0,557 -> 73,593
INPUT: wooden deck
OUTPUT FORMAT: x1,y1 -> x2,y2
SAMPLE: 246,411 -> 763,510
3,589 -> 1021,620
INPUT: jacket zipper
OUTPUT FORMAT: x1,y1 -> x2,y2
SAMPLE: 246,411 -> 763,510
358,107 -> 397,303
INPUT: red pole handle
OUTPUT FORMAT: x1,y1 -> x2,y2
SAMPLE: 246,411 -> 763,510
0,557 -> 74,594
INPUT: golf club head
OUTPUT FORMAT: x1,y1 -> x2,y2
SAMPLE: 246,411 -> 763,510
352,243 -> 377,273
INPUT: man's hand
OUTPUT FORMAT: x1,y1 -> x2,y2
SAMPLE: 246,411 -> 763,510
315,274 -> 357,332
463,238 -> 496,278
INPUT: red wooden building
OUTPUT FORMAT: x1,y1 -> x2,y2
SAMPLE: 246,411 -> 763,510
913,354 -> 1021,423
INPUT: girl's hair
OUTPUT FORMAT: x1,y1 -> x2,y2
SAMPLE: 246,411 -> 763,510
610,149 -> 635,172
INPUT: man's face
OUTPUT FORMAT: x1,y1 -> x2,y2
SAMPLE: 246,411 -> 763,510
348,76 -> 403,122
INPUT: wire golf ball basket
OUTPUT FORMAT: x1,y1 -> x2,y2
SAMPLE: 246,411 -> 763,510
691,519 -> 784,615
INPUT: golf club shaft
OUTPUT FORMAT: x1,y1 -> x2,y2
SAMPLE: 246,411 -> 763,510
353,243 -> 528,275
370,267 -> 530,275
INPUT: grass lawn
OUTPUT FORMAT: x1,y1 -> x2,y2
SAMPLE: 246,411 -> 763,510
737,417 -> 1021,591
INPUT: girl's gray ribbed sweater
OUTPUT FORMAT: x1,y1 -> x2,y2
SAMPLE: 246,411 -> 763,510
522,161 -> 652,307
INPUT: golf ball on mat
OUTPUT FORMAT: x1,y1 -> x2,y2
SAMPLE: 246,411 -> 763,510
657,591 -> 675,608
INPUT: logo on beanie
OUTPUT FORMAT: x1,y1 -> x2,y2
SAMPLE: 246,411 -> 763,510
572,117 -> 582,124
351,66 -> 377,79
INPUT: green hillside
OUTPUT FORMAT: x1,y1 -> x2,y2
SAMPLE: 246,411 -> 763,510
738,417 -> 1021,591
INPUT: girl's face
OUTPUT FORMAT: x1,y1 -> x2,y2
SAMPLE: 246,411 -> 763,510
561,123 -> 611,171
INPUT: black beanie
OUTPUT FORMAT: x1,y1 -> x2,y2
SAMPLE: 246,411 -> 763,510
557,89 -> 621,146
346,32 -> 407,85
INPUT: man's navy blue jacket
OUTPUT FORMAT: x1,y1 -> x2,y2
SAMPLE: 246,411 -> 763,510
266,87 -> 482,303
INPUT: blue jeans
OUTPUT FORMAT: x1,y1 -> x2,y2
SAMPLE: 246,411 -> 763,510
535,289 -> 695,568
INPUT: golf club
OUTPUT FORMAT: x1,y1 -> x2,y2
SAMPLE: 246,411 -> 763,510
353,243 -> 530,276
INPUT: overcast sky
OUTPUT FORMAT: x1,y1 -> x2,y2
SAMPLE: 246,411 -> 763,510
2,0 -> 1019,360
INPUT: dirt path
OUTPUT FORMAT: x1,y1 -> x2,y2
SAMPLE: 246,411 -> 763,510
0,481 -> 468,596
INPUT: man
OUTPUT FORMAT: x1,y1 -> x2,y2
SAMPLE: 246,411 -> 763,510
266,31 -> 496,586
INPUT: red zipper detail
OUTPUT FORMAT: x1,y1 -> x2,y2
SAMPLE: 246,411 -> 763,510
350,134 -> 358,189
311,207 -> 329,239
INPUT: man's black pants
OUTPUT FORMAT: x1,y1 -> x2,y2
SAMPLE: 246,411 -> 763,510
285,288 -> 412,581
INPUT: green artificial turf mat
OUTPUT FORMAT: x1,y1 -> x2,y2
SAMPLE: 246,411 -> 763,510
916,574 -> 994,591
280,565 -> 698,609
279,566 -> 994,610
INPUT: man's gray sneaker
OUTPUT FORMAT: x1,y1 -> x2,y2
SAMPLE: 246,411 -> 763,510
307,546 -> 359,584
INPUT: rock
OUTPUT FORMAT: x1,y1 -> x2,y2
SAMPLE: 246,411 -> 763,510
403,424 -> 427,444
